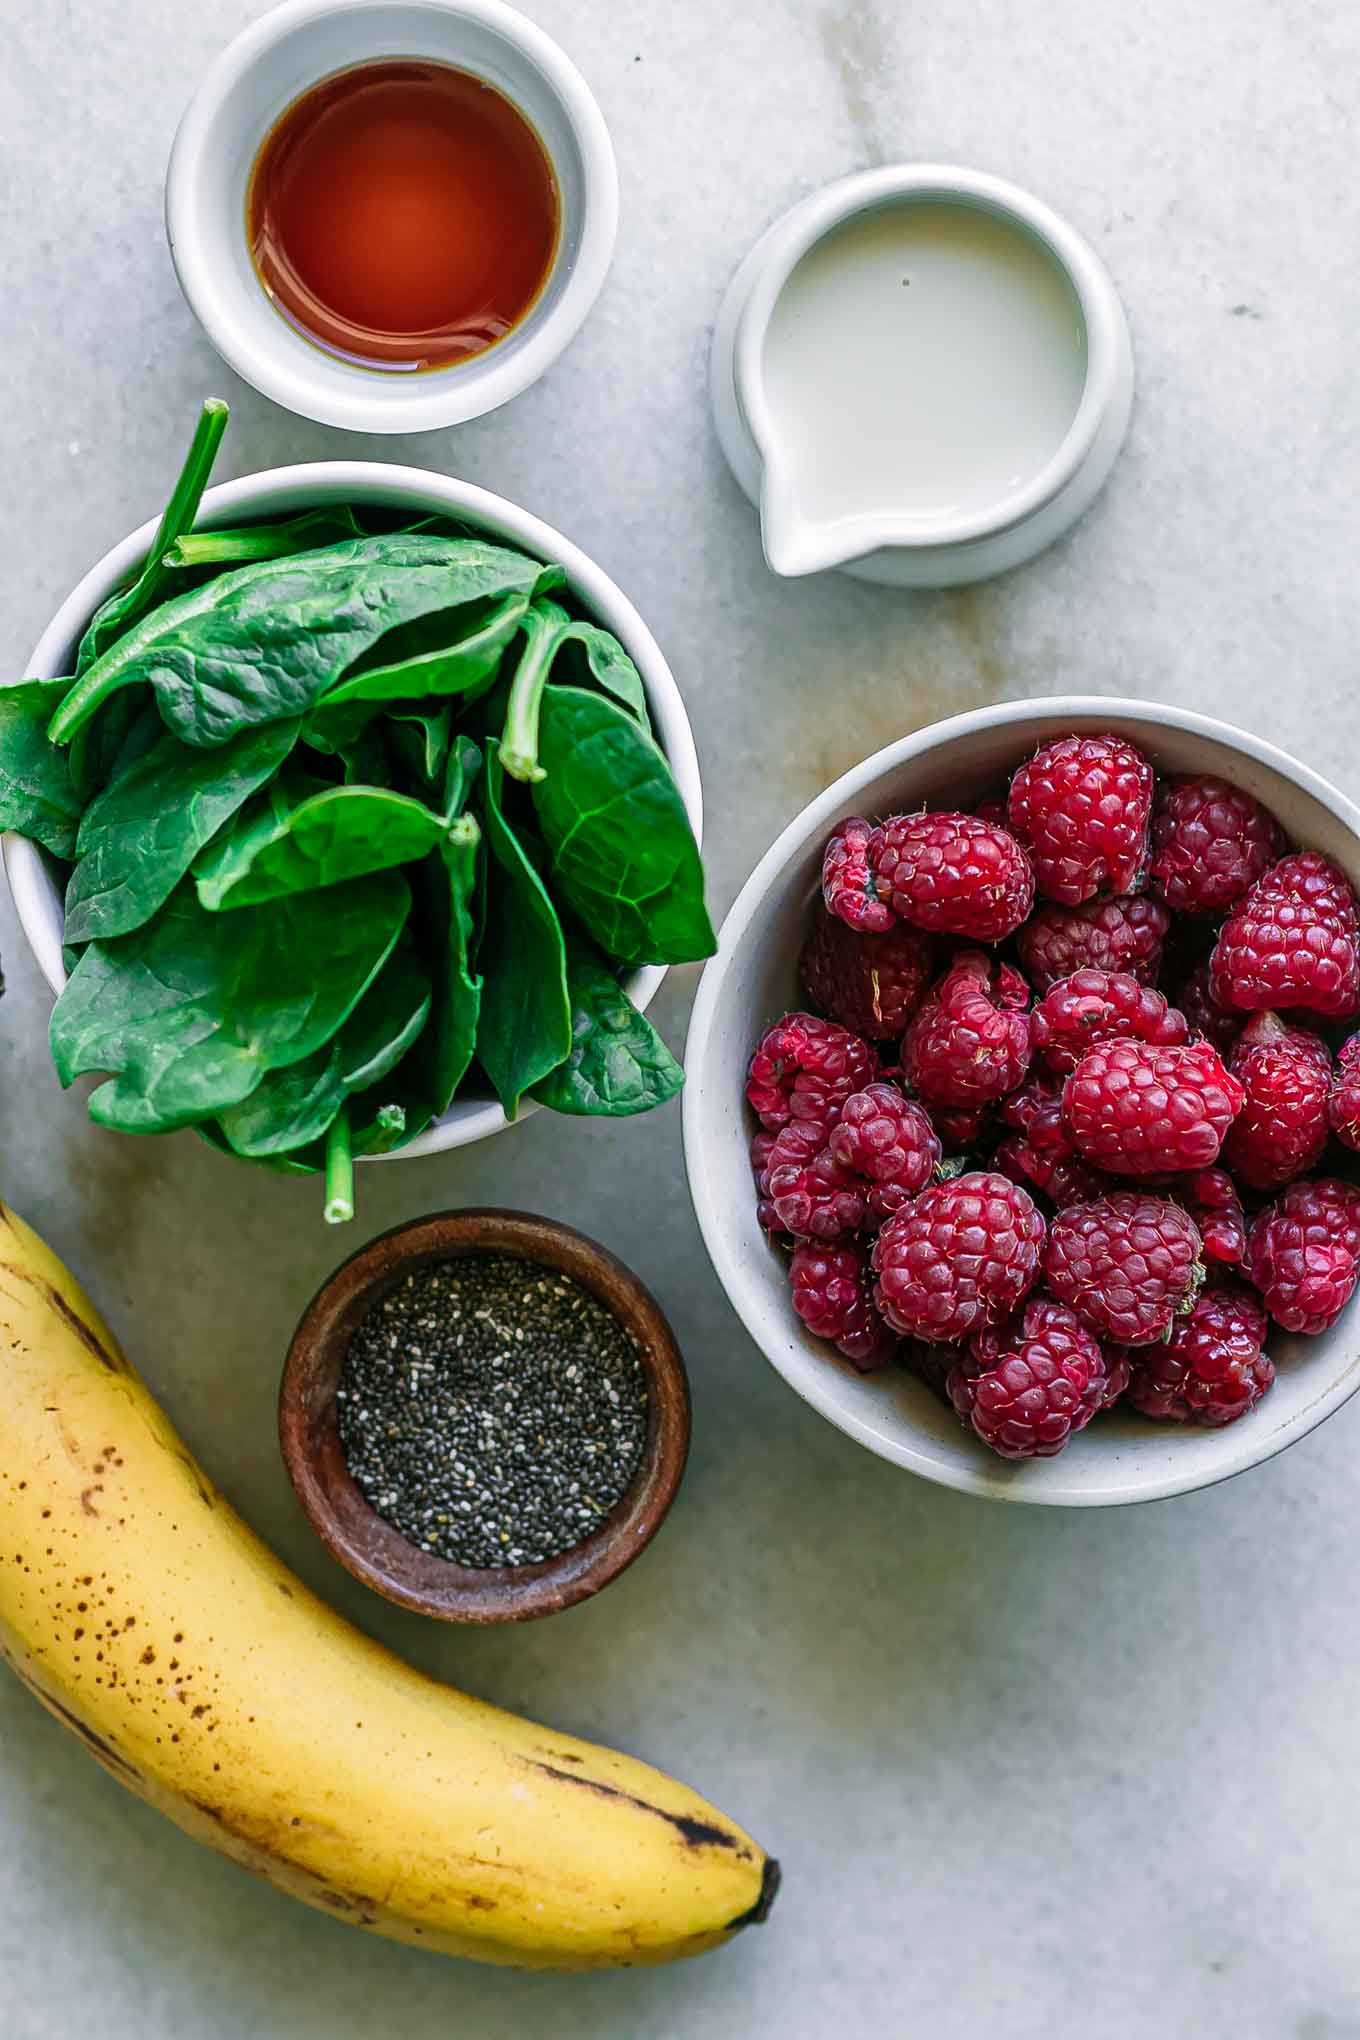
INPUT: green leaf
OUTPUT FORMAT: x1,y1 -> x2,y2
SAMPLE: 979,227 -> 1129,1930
49,536 -> 556,749
386,704 -> 453,791
51,871 -> 410,1132
0,678 -> 82,856
531,687 -> 715,967
499,600 -> 649,783
410,814 -> 483,1121
69,693 -> 162,804
302,591 -> 530,758
64,718 -> 300,943
216,942 -> 431,1156
531,935 -> 683,1116
443,735 -> 483,820
162,505 -> 364,570
74,401 -> 229,674
562,620 -> 650,728
474,743 -> 571,1117
194,777 -> 450,910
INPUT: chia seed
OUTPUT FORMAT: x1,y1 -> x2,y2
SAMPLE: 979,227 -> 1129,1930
336,1254 -> 649,1568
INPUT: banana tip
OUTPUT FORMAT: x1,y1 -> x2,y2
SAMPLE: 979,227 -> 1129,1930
731,1856 -> 781,1931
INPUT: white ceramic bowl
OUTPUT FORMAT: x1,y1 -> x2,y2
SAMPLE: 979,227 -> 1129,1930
166,0 -> 618,431
3,461 -> 702,1161
683,698 -> 1360,1506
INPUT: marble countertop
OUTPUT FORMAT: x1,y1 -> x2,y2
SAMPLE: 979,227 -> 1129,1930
3,2 -> 1360,2034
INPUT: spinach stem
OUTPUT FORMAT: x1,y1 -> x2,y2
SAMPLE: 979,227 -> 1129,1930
51,399 -> 229,742
323,1106 -> 355,1225
498,600 -> 571,783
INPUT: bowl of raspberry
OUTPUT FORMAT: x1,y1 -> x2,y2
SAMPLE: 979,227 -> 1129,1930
683,697 -> 1360,1504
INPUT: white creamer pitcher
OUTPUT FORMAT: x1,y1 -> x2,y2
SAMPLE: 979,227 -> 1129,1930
710,165 -> 1134,588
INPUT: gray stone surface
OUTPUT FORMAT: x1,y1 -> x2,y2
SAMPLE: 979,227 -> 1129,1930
2,1 -> 1360,2033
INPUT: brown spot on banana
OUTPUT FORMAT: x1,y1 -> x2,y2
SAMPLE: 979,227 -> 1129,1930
524,1760 -> 756,1860
0,1259 -> 128,1375
5,1659 -> 142,1784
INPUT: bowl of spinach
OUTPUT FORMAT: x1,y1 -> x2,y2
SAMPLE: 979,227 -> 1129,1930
1,403 -> 711,1222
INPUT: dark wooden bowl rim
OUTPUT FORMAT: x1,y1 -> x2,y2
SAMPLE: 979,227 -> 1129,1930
279,1209 -> 690,1624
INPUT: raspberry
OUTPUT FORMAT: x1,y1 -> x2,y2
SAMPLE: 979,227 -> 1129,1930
746,1012 -> 878,1133
931,1105 -> 994,1150
828,1082 -> 941,1219
1175,1168 -> 1247,1266
993,1133 -> 1111,1209
751,1130 -> 782,1234
1018,895 -> 1170,992
901,951 -> 1031,1110
1044,1193 -> 1204,1345
799,910 -> 933,1040
951,1297 -> 1107,1459
1250,850 -> 1359,924
789,1240 -> 898,1370
1221,1012 -> 1332,1191
1126,1287 -> 1274,1426
903,1340 -> 957,1403
871,1172 -> 1044,1342
1329,1033 -> 1360,1151
1061,1039 -> 1245,1176
1246,1177 -> 1360,1334
1176,958 -> 1244,1060
822,816 -> 893,932
1210,852 -> 1360,1018
1030,968 -> 1189,1076
995,1077 -> 1113,1206
1000,1075 -> 1070,1149
1097,1344 -> 1132,1409
1007,734 -> 1154,905
1148,775 -> 1284,915
873,811 -> 1034,942
763,1120 -> 867,1240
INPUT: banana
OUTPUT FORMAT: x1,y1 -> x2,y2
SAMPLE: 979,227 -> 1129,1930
0,1203 -> 776,1967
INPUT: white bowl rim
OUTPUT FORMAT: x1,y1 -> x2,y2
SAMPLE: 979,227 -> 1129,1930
683,694 -> 1360,1507
164,0 -> 620,432
4,458 -> 702,1161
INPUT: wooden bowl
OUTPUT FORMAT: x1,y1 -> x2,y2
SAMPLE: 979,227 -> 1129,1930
279,1209 -> 690,1623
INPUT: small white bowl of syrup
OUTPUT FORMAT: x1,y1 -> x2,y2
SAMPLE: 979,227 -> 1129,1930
166,0 -> 618,431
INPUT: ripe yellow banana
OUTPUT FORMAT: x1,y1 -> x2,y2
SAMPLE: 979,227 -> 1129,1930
0,1203 -> 776,1967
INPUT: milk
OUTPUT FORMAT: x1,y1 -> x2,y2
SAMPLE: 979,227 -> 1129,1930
759,201 -> 1087,545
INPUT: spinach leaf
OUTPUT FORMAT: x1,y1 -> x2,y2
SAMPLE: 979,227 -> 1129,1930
216,942 -> 430,1156
387,704 -> 452,792
443,734 -> 483,820
333,722 -> 391,787
71,693 -> 167,803
51,870 -> 409,1132
531,687 -> 715,967
195,777 -> 449,910
474,743 -> 571,1116
500,601 -> 649,782
74,401 -> 229,673
64,717 -> 300,943
162,505 -> 364,570
49,536 -> 556,750
409,813 -> 482,1121
531,934 -> 684,1116
565,620 -> 651,729
0,678 -> 82,856
302,589 -> 529,753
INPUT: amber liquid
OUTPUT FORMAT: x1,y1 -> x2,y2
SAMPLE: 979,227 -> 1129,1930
247,61 -> 560,373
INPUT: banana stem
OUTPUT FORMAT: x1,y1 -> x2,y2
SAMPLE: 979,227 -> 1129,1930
323,1107 -> 355,1225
